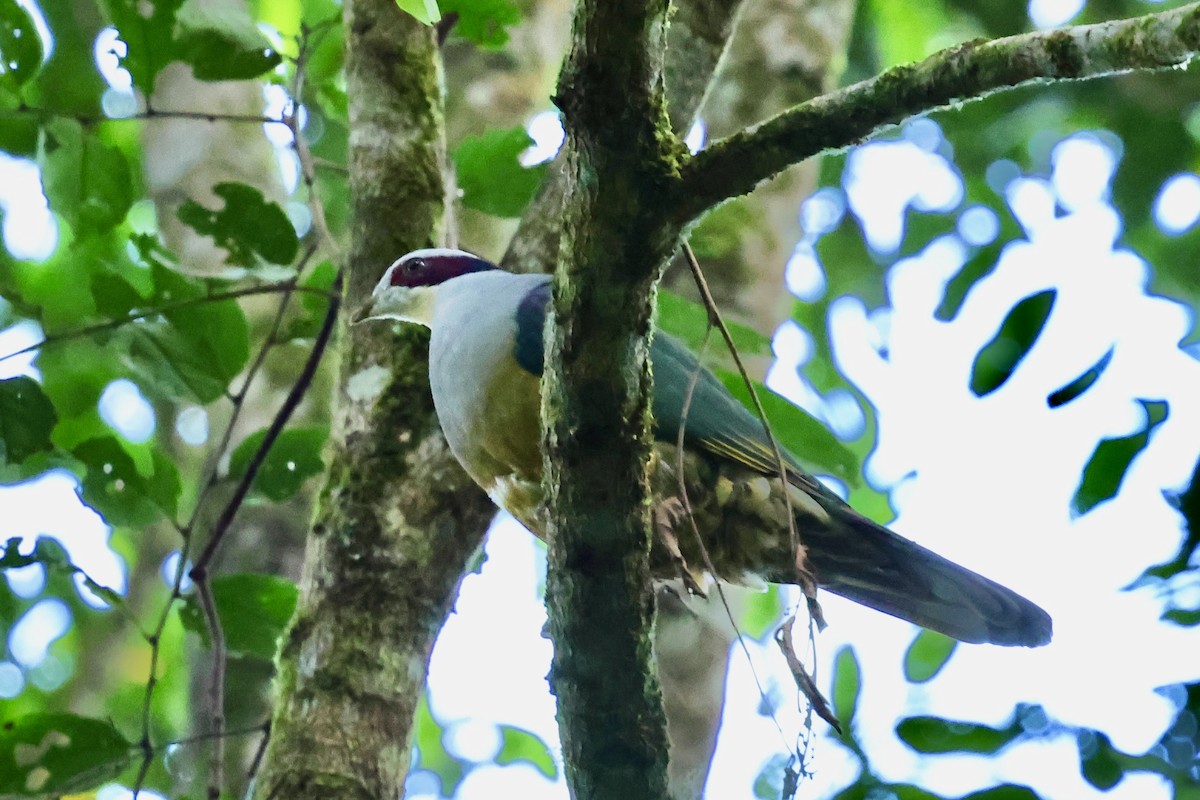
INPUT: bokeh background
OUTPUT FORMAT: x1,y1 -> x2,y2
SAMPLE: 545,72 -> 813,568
2,0 -> 1200,798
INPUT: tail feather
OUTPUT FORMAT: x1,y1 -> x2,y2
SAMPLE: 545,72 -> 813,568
803,508 -> 1052,647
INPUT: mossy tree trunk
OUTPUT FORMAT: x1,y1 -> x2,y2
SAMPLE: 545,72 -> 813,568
252,2 -> 494,797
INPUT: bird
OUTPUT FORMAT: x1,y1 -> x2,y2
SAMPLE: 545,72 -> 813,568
357,247 -> 1052,648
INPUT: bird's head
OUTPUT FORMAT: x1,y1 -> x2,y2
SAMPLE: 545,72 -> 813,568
355,248 -> 495,326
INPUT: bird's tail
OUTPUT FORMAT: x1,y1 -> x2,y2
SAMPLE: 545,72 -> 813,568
801,505 -> 1052,647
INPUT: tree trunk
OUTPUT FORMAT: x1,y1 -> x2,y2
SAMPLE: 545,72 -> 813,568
252,2 -> 495,797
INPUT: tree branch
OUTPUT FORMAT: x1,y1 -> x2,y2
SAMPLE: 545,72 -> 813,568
500,0 -> 747,275
674,2 -> 1200,224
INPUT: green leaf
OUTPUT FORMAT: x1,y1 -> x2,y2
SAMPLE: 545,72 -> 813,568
903,630 -> 957,684
962,786 -> 1040,800
103,0 -> 184,96
740,584 -> 783,640
689,199 -> 768,260
453,127 -> 547,217
73,436 -> 180,527
935,240 -> 1002,322
176,0 -> 282,80
496,725 -> 557,779
177,182 -> 299,266
969,289 -> 1056,398
1079,731 -> 1124,790
715,371 -> 859,481
178,573 -> 298,659
1143,453 -> 1200,581
0,537 -> 134,619
0,376 -> 57,464
888,785 -> 941,800
285,261 -> 338,340
396,0 -> 441,25
0,713 -> 131,795
37,119 -> 133,239
832,646 -> 860,728
752,753 -> 792,800
439,0 -> 520,48
1071,399 -> 1168,517
0,0 -> 44,93
228,426 -> 327,502
414,694 -> 465,794
1047,348 -> 1113,409
896,716 -> 1021,755
657,290 -> 772,358
117,266 -> 250,403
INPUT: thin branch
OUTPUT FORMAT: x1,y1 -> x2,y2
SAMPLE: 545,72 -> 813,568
674,2 -> 1200,224
190,272 -> 341,575
196,578 -> 227,800
2,102 -> 282,127
671,326 -> 796,756
289,23 -> 343,263
0,282 -> 333,365
679,243 -> 823,618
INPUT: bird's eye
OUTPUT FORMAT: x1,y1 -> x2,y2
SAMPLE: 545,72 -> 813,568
405,258 -> 424,273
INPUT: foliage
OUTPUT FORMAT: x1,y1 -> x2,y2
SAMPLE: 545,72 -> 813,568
1,0 -> 1199,798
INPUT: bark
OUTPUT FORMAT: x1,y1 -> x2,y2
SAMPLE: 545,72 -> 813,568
541,0 -> 683,797
252,3 -> 494,798
501,0 -> 747,276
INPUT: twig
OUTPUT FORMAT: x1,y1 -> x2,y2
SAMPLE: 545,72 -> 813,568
190,271 -> 341,575
2,102 -> 283,127
244,720 -> 274,791
196,579 -> 227,800
775,615 -> 840,733
0,282 -> 333,365
675,2 -> 1200,224
671,325 -> 795,756
288,24 -> 342,262
679,243 -> 822,618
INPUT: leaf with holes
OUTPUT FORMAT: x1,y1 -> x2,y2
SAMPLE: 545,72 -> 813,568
228,426 -> 327,502
73,437 -> 180,527
179,573 -> 298,659
0,376 -> 57,466
176,0 -> 281,80
970,289 -> 1055,397
37,119 -> 133,239
103,0 -> 183,96
1071,399 -> 1168,517
0,0 -> 44,94
453,127 -> 547,217
177,182 -> 299,266
0,713 -> 131,795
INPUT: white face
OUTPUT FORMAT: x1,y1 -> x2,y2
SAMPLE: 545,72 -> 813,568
356,248 -> 481,326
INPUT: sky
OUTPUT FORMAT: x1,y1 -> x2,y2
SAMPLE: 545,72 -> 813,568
3,0 -> 1200,798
